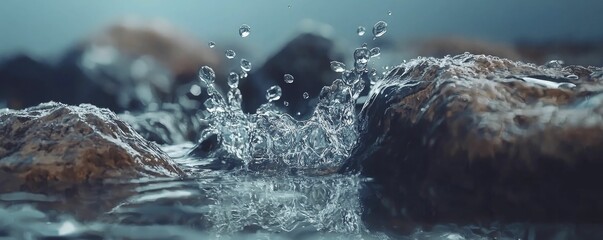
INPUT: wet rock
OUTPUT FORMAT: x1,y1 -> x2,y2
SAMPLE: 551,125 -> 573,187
0,102 -> 184,192
118,104 -> 203,145
240,33 -> 344,117
413,37 -> 523,61
343,54 -> 603,230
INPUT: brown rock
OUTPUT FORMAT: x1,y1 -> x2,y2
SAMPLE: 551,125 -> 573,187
83,17 -> 221,80
343,54 -> 603,230
0,102 -> 184,192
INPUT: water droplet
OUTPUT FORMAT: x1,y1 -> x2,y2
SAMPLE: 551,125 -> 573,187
353,47 -> 370,72
361,43 -> 368,48
368,68 -> 379,84
284,74 -> 294,83
288,4 -> 291,8
240,70 -> 248,79
225,49 -> 236,59
208,41 -> 215,48
369,47 -> 381,58
303,92 -> 309,99
240,59 -> 252,72
330,61 -> 346,73
567,74 -> 579,80
228,72 -> 240,88
343,70 -> 360,85
357,26 -> 365,36
283,101 -> 289,106
190,84 -> 202,96
266,85 -> 282,102
388,11 -> 392,16
239,24 -> 251,38
372,21 -> 388,38
198,66 -> 215,84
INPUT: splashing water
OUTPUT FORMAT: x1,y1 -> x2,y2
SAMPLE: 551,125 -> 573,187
330,61 -> 346,73
196,44 -> 373,170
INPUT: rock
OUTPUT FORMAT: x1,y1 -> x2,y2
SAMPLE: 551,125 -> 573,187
240,33 -> 344,117
0,18 -> 220,112
342,54 -> 603,230
0,102 -> 184,192
118,104 -> 203,145
412,37 -> 523,62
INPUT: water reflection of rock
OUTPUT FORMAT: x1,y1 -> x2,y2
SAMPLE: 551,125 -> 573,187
0,102 -> 183,193
343,53 -> 603,233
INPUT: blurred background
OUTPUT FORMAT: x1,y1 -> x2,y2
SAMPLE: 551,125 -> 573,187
1,0 -> 602,114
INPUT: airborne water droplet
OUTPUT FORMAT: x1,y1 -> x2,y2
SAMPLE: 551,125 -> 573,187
284,74 -> 294,83
330,61 -> 346,73
388,11 -> 392,16
240,59 -> 252,72
303,92 -> 309,99
198,66 -> 216,84
208,41 -> 215,48
369,47 -> 381,58
225,49 -> 236,59
283,101 -> 289,106
357,26 -> 365,36
372,21 -> 388,38
228,72 -> 240,88
266,85 -> 282,102
353,47 -> 370,72
239,24 -> 251,38
240,70 -> 248,79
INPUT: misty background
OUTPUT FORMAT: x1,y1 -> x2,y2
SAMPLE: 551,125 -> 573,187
1,0 -> 602,63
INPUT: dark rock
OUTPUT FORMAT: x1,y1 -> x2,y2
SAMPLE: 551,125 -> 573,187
240,33 -> 344,117
0,18 -> 220,112
0,55 -> 75,109
343,54 -> 603,230
118,104 -> 203,145
0,102 -> 184,192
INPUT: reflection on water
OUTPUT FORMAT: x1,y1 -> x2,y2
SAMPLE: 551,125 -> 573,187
0,144 -> 385,239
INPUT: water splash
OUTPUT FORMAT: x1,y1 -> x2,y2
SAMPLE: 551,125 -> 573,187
330,61 -> 346,73
195,45 -> 373,170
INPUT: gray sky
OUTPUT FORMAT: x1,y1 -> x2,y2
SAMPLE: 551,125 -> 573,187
1,0 -> 602,62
